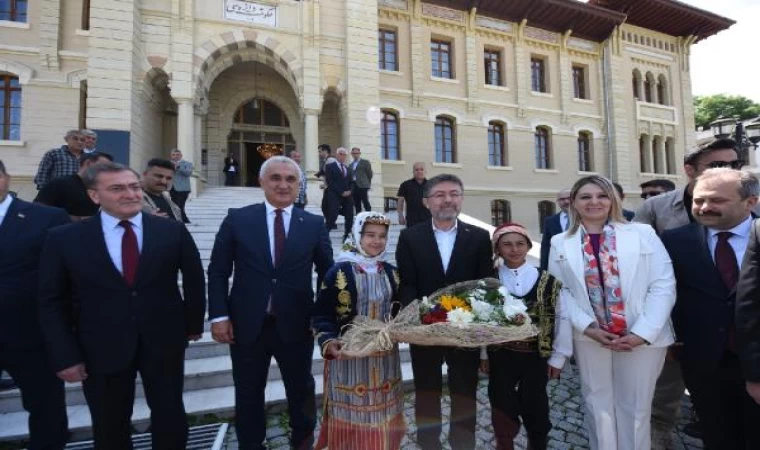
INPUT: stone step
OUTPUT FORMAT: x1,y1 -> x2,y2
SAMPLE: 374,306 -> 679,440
0,341 -> 412,414
0,358 -> 422,443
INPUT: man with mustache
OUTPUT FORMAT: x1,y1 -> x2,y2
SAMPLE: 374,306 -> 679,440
141,158 -> 183,221
661,168 -> 760,449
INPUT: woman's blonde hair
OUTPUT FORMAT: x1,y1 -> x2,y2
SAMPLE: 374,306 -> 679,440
567,175 -> 627,234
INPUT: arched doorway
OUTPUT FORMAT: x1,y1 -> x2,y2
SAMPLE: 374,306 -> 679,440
227,98 -> 295,186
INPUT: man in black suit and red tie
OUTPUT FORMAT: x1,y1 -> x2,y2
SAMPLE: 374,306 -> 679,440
395,174 -> 493,450
38,162 -> 206,450
0,160 -> 70,450
662,168 -> 760,450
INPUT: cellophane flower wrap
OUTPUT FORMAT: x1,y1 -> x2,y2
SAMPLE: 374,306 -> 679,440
339,278 -> 538,358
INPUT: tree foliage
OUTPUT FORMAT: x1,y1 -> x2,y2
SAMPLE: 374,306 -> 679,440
694,94 -> 760,130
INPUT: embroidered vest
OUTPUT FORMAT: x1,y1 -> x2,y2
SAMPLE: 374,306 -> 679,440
511,269 -> 562,358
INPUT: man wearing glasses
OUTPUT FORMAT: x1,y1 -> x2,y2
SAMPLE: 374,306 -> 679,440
640,179 -> 676,201
634,138 -> 747,449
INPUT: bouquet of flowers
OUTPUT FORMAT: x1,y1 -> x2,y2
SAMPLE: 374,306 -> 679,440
339,278 -> 538,358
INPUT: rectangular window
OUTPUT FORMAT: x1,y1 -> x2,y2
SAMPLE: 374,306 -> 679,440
435,117 -> 456,163
1,75 -> 22,140
531,57 -> 546,93
488,122 -> 506,166
578,133 -> 593,172
380,111 -> 400,160
0,0 -> 28,22
378,29 -> 398,72
572,65 -> 587,99
431,40 -> 453,79
535,128 -> 551,169
82,0 -> 91,30
484,49 -> 502,86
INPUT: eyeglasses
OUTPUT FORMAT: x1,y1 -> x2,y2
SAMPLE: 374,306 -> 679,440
427,192 -> 463,201
704,160 -> 744,170
640,192 -> 662,199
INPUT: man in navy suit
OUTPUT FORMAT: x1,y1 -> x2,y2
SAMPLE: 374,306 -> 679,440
539,188 -> 571,270
0,160 -> 70,450
208,155 -> 333,450
662,168 -> 760,450
38,162 -> 206,450
324,147 -> 354,241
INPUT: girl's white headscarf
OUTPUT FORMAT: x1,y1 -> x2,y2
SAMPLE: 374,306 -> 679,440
335,211 -> 392,271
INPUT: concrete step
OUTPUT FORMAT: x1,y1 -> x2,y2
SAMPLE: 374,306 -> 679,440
0,354 -> 421,443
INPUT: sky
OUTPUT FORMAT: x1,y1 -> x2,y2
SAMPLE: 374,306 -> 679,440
580,0 -> 760,103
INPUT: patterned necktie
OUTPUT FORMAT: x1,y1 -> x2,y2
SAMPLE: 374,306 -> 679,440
340,164 -> 346,177
715,232 -> 738,289
119,220 -> 139,285
274,209 -> 285,267
715,231 -> 738,352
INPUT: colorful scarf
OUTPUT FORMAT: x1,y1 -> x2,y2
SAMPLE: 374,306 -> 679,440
581,224 -> 627,334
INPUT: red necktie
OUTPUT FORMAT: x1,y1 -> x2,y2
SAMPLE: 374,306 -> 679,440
715,231 -> 738,351
119,220 -> 139,285
274,209 -> 285,267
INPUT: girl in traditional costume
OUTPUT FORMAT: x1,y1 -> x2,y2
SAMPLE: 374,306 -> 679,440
481,222 -> 573,450
313,211 -> 405,450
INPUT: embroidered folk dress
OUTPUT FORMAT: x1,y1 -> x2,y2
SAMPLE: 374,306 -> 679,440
314,263 -> 406,450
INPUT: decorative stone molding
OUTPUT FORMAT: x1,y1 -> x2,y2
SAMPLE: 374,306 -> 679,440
567,38 -> 596,52
379,0 -> 408,10
524,27 -> 559,44
529,118 -> 558,131
0,59 -> 34,84
66,69 -> 87,88
475,16 -> 514,33
428,107 -> 464,123
378,101 -> 407,118
422,3 -> 464,23
572,124 -> 602,137
481,114 -> 515,129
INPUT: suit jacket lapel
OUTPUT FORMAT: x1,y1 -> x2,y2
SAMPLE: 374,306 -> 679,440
281,207 -> 304,267
446,221 -> 470,277
0,198 -> 30,238
693,223 -> 731,297
562,232 -> 588,298
89,215 -> 129,286
257,205 -> 274,271
422,222 -> 446,277
134,214 -> 154,285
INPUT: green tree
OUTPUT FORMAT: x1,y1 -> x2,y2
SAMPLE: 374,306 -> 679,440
694,94 -> 760,130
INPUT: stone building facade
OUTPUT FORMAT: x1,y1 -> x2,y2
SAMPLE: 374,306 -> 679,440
0,0 -> 732,233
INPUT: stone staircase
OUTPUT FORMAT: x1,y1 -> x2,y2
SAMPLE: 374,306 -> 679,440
0,187 -> 411,443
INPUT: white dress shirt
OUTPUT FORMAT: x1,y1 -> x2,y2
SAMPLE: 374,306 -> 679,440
559,211 -> 569,231
491,261 -> 573,369
100,211 -> 143,275
433,220 -> 458,273
707,215 -> 753,268
351,158 -> 360,181
0,195 -> 13,226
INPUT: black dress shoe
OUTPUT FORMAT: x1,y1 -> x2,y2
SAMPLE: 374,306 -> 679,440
0,379 -> 17,391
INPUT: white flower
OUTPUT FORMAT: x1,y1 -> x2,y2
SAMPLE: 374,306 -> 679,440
502,297 -> 529,322
470,299 -> 495,321
497,286 -> 513,302
447,308 -> 475,326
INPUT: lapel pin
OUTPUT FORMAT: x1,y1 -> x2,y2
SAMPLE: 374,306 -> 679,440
299,217 -> 304,222
17,213 -> 25,219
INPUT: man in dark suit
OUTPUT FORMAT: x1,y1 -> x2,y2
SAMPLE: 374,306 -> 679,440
396,174 -> 493,450
739,215 -> 760,410
539,188 -> 571,270
349,146 -> 373,213
38,162 -> 206,450
223,154 -> 239,186
324,147 -> 354,240
613,182 -> 636,221
0,159 -> 70,450
207,155 -> 333,450
662,168 -> 760,450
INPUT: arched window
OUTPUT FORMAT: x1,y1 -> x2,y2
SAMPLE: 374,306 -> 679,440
632,70 -> 642,100
538,201 -> 556,234
639,134 -> 651,173
1,74 -> 21,140
578,131 -> 593,172
234,98 -> 289,127
534,127 -> 552,169
657,74 -> 668,106
435,116 -> 456,163
665,137 -> 676,174
488,121 -> 506,166
644,72 -> 655,103
380,110 -> 400,160
491,200 -> 512,226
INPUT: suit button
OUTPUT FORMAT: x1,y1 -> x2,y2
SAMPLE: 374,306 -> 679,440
719,327 -> 725,332
272,279 -> 277,284
132,291 -> 137,297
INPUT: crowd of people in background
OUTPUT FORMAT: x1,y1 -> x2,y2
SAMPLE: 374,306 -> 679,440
1,135 -> 760,450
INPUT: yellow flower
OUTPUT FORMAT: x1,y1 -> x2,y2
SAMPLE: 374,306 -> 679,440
440,295 -> 471,312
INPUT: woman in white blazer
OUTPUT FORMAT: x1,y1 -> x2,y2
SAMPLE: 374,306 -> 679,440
547,175 -> 676,450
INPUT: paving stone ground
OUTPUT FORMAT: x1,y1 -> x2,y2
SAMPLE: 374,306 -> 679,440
223,363 -> 705,449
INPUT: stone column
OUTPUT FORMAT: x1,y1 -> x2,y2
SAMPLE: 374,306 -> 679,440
177,100 -> 197,192
304,110 -> 320,175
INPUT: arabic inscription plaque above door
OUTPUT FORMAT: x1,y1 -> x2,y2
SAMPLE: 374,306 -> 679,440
224,0 -> 278,27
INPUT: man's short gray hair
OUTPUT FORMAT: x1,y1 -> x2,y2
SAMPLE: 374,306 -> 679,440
82,162 -> 140,189
697,168 -> 760,199
81,129 -> 97,138
65,129 -> 83,139
335,147 -> 348,155
259,155 -> 301,179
